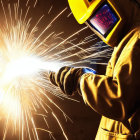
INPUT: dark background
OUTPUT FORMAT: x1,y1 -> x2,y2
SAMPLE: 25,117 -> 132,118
0,0 -> 107,139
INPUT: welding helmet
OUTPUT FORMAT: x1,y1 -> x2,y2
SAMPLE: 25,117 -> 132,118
68,0 -> 135,46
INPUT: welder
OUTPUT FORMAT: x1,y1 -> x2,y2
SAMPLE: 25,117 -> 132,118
49,0 -> 140,139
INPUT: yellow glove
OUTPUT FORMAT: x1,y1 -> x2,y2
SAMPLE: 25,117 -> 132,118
49,66 -> 96,95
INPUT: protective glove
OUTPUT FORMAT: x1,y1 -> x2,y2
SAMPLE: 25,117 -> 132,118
49,66 -> 96,95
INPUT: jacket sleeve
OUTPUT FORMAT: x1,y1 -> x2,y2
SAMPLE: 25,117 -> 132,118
80,30 -> 140,121
80,74 -> 125,121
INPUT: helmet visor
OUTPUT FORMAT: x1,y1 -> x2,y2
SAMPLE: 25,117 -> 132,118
87,2 -> 119,37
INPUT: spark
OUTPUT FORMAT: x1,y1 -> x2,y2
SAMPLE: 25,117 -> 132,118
52,112 -> 68,140
34,0 -> 38,7
67,12 -> 72,18
0,0 -> 112,140
48,5 -> 53,14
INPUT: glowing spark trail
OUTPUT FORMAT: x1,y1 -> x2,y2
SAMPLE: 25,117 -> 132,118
52,112 -> 68,140
0,0 -> 112,140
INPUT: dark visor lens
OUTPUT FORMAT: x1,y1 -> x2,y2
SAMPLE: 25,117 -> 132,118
88,3 -> 119,37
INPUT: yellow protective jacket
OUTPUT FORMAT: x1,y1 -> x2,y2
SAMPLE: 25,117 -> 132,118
80,28 -> 140,140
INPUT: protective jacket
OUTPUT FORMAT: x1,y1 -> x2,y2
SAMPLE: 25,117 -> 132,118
80,28 -> 140,140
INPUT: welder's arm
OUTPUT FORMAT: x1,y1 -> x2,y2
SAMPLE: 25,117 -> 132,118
80,74 -> 121,119
49,66 -> 126,121
49,66 -> 137,122
80,70 -> 139,122
49,66 -> 96,95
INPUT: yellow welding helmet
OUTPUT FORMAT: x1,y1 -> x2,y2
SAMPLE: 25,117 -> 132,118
68,0 -> 128,46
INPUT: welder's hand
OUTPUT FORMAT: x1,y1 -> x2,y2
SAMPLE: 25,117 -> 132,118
49,66 -> 96,95
49,66 -> 71,88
